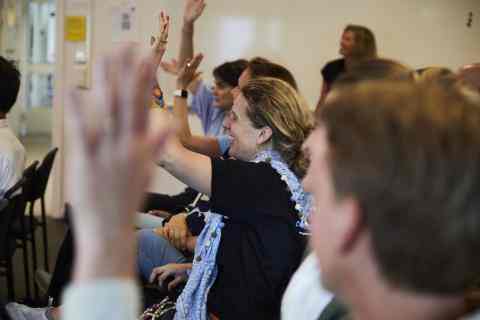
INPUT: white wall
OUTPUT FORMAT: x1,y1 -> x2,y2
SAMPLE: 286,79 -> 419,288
52,0 -> 480,215
89,0 -> 480,106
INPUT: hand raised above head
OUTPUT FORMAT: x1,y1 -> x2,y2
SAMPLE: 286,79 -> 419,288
183,0 -> 206,25
177,53 -> 204,89
66,45 -> 173,242
150,11 -> 170,64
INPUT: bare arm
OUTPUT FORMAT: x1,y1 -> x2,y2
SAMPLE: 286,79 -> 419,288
150,12 -> 170,70
178,0 -> 206,74
158,128 -> 212,196
174,53 -> 223,158
66,45 -> 172,283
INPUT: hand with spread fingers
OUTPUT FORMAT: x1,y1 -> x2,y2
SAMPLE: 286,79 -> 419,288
150,11 -> 170,64
149,263 -> 191,291
176,53 -> 204,89
183,0 -> 206,25
66,45 -> 172,280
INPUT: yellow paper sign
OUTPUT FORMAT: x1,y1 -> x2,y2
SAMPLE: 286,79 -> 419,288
65,16 -> 86,42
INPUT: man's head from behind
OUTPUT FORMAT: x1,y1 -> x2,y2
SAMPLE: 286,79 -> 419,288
0,56 -> 21,117
303,80 -> 480,301
233,57 -> 298,99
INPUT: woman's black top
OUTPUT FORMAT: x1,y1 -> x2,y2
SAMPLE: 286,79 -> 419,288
204,158 -> 307,320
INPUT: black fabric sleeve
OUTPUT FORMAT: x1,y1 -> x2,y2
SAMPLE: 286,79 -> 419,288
209,158 -> 288,220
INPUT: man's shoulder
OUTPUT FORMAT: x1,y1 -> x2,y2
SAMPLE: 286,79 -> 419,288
323,59 -> 345,72
0,127 -> 26,160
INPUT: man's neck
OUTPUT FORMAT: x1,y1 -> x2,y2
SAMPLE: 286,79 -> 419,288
342,263 -> 465,320
349,286 -> 465,320
338,241 -> 466,320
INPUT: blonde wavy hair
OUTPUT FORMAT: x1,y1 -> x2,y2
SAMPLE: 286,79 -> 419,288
241,77 -> 314,178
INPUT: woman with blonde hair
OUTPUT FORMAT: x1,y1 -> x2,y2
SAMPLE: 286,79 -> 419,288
316,24 -> 377,109
135,75 -> 313,320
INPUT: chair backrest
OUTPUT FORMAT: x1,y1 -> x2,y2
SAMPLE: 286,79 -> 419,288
22,161 -> 39,202
0,179 -> 26,259
34,147 -> 58,199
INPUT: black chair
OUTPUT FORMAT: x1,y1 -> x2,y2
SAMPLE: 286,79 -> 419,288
32,148 -> 58,271
9,161 -> 39,301
28,147 -> 58,273
0,178 -> 28,301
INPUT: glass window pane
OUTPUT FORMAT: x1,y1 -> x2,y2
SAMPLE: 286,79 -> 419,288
27,72 -> 54,109
28,0 -> 56,64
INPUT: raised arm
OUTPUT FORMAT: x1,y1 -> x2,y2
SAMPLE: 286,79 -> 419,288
155,108 -> 213,196
150,11 -> 170,68
172,53 -> 224,158
65,44 -> 172,286
178,0 -> 206,68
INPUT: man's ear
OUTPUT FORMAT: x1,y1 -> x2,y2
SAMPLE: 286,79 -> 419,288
257,126 -> 272,145
337,197 -> 365,253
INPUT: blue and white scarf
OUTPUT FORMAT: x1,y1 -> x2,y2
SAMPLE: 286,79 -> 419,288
174,149 -> 312,320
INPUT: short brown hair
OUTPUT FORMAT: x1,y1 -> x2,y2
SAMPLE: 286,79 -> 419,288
319,80 -> 480,294
333,58 -> 413,88
247,57 -> 298,91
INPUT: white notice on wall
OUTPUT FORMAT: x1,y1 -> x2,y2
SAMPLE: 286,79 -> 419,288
111,0 -> 138,42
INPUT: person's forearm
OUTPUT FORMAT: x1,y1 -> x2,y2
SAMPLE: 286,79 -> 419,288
178,22 -> 195,67
177,263 -> 193,271
158,140 -> 212,196
151,47 -> 167,68
183,135 -> 222,158
172,94 -> 193,143
73,228 -> 136,282
171,96 -> 222,158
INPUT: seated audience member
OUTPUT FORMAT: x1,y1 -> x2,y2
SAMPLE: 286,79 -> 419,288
303,79 -> 480,320
169,54 -> 300,161
316,24 -> 377,110
136,74 -> 313,319
9,51 -> 313,320
282,57 -> 414,320
0,56 -> 25,198
143,0 -> 247,213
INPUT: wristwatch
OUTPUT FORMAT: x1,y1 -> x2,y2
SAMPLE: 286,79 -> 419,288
173,89 -> 188,99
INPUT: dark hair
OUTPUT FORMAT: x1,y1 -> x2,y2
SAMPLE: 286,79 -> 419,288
344,24 -> 377,60
248,57 -> 298,91
0,56 -> 21,114
242,77 -> 313,177
333,58 -> 413,88
319,80 -> 480,294
212,59 -> 248,88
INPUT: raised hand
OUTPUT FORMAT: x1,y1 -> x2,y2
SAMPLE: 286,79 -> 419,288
66,45 -> 172,280
176,53 -> 204,89
150,11 -> 170,65
160,58 -> 180,76
183,0 -> 206,25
